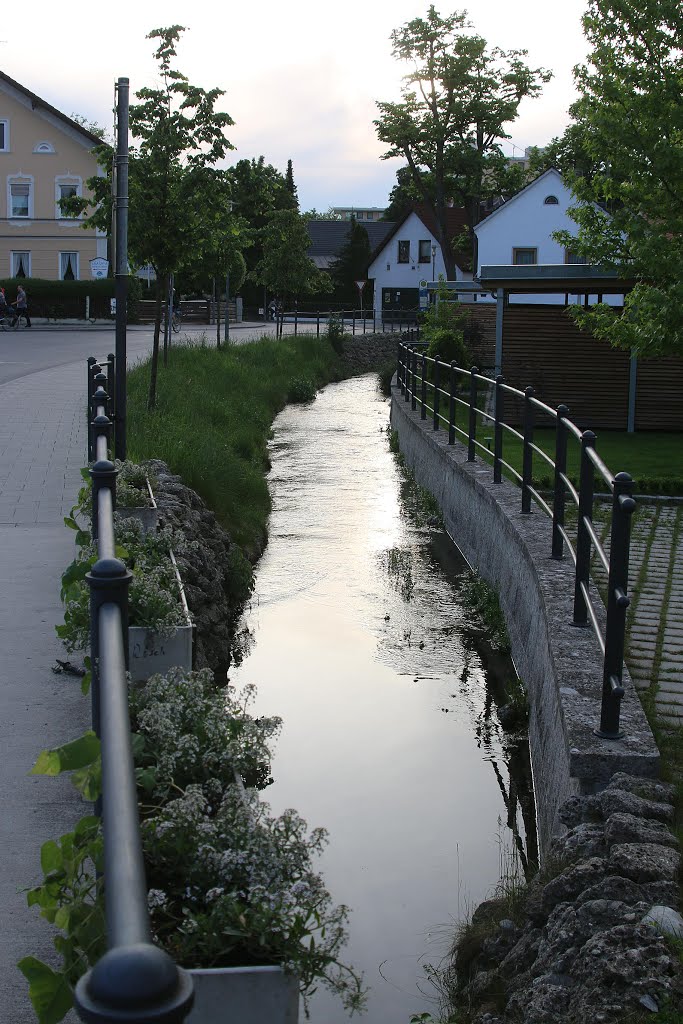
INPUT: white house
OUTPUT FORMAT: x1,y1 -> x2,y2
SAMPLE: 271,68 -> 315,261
474,168 -> 622,305
367,206 -> 472,320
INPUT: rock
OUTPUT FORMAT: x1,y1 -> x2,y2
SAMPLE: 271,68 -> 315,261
598,789 -> 674,824
558,795 -> 601,828
609,843 -> 681,884
605,774 -> 675,805
604,812 -> 679,850
639,993 -> 659,1012
499,927 -> 543,977
552,823 -> 606,863
541,858 -> 607,915
577,875 -> 648,907
641,906 -> 683,939
641,880 -> 681,909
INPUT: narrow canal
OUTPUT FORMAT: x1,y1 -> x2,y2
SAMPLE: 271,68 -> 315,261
230,373 -> 536,1023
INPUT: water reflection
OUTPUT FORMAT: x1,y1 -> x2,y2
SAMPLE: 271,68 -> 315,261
229,374 -> 536,1023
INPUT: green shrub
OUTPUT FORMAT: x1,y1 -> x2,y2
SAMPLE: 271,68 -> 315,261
421,285 -> 471,368
287,376 -> 317,403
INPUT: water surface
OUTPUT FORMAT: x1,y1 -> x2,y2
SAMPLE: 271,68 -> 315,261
230,374 -> 535,1023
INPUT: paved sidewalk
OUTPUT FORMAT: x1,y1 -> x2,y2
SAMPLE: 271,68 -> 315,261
0,360 -> 90,1022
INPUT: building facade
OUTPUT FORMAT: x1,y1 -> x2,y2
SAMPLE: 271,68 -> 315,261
0,72 -> 106,281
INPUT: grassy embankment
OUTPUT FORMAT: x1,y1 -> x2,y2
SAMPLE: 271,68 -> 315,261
126,334 -> 343,554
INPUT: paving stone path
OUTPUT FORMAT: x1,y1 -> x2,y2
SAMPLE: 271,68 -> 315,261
625,504 -> 683,727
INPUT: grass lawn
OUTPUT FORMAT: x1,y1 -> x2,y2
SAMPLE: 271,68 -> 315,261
467,426 -> 683,495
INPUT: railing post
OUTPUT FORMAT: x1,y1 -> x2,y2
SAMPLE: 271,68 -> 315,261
595,472 -> 636,739
87,552 -> 130,740
449,361 -> 456,444
493,375 -> 505,483
404,346 -> 411,403
90,458 -> 117,543
87,357 -> 98,461
352,312 -> 356,336
521,386 -> 535,513
433,356 -> 441,430
317,312 -> 320,337
107,352 -> 116,428
468,366 -> 479,462
397,342 -> 403,394
552,404 -> 570,559
421,354 -> 427,420
573,430 -> 596,625
411,348 -> 418,411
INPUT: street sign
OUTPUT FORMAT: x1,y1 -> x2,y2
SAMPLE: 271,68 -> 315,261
355,280 -> 366,292
90,257 -> 110,280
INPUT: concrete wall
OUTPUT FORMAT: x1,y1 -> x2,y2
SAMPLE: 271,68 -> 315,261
390,385 -> 659,855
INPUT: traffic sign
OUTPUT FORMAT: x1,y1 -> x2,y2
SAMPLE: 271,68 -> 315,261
355,280 -> 366,292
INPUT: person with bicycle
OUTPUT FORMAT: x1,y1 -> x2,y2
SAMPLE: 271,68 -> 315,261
13,284 -> 31,327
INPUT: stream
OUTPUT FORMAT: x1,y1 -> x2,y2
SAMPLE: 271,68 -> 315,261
229,373 -> 536,1023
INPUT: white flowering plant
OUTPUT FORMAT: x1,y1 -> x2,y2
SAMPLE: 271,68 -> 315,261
142,785 -> 365,1016
57,519 -> 188,653
129,667 -> 281,798
22,668 -> 365,1021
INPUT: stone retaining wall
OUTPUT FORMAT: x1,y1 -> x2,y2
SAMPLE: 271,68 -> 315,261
390,384 -> 659,854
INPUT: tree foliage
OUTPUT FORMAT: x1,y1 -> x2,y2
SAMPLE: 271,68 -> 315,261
329,217 -> 372,301
374,6 -> 551,277
255,209 -> 323,303
552,0 -> 683,356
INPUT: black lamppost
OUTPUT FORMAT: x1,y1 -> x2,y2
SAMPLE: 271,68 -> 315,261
432,244 -> 437,282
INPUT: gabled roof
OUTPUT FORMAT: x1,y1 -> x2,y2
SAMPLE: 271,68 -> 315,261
367,204 -> 472,271
307,219 -> 395,269
0,71 -> 104,148
473,168 -> 566,234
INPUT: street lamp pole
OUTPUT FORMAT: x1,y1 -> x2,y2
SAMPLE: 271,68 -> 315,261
431,244 -> 437,284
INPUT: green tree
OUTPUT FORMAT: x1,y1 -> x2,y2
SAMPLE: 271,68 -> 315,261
227,158 -> 297,277
255,209 -> 323,312
383,165 -> 426,221
552,0 -> 683,356
285,158 -> 299,208
374,6 -> 551,277
129,25 -> 235,406
329,217 -> 372,302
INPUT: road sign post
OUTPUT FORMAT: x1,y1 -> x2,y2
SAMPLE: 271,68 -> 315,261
355,279 -> 366,321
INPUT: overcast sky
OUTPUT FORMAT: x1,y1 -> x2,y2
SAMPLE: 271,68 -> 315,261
2,0 -> 591,212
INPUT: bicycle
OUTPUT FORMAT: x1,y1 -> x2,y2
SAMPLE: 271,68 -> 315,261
171,309 -> 181,333
0,308 -> 18,331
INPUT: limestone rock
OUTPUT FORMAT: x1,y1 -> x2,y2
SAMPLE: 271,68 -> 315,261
598,788 -> 674,824
604,812 -> 678,850
552,822 -> 606,863
540,858 -> 606,915
641,905 -> 683,939
608,843 -> 680,884
558,795 -> 601,828
605,773 -> 675,804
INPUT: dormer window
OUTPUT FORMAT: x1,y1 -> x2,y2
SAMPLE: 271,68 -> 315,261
34,141 -> 56,154
0,120 -> 8,152
544,195 -> 559,205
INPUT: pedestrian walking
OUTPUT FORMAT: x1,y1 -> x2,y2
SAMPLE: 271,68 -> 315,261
13,284 -> 31,327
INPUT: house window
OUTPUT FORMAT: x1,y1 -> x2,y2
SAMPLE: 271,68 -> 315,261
59,252 -> 79,280
512,247 -> 537,265
56,179 -> 81,218
565,249 -> 587,265
34,141 -> 55,154
418,240 -> 432,263
11,251 -> 31,277
398,240 -> 410,263
0,120 -> 8,152
544,195 -> 559,205
9,182 -> 31,218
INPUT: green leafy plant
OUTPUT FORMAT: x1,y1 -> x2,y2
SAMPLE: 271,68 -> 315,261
458,571 -> 510,653
287,376 -> 317,403
22,668 -> 366,1022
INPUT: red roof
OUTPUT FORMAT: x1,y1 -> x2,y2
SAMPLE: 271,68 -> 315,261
368,203 -> 473,272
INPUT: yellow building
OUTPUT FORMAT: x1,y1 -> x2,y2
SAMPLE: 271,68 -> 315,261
0,71 -> 106,280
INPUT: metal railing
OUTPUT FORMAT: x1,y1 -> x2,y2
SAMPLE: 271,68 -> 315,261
75,360 -> 194,1023
397,342 -> 636,741
269,308 -> 421,338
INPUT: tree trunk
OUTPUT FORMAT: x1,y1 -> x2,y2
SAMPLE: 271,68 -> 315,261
147,289 -> 162,411
163,273 -> 172,367
215,276 -> 221,349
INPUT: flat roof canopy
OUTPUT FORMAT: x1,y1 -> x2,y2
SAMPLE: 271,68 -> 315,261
477,264 -> 635,294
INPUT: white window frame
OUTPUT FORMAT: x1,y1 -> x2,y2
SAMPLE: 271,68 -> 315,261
10,251 -> 31,278
55,176 -> 82,220
512,247 -> 538,266
59,251 -> 80,281
8,177 -> 34,220
0,119 -> 8,152
33,140 -> 56,154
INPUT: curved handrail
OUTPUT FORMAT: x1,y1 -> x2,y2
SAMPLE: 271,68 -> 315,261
396,341 -> 636,740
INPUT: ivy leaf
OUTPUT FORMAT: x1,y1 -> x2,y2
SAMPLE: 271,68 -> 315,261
63,516 -> 79,531
81,670 -> 92,696
31,732 -> 101,776
17,957 -> 73,1024
40,841 -> 64,875
72,759 -> 102,801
